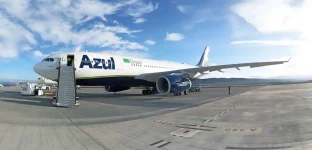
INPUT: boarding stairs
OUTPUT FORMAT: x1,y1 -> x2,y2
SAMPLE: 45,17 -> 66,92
54,57 -> 78,107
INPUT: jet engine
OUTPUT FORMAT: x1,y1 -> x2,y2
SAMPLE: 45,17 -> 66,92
156,74 -> 191,95
105,86 -> 131,92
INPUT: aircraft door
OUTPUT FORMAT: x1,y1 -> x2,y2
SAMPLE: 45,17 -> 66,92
67,55 -> 74,66
58,54 -> 67,66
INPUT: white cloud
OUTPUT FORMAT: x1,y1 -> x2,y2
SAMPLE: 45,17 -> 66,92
231,0 -> 312,35
0,0 -> 30,19
165,32 -> 184,41
111,20 -> 119,25
230,40 -> 301,46
133,18 -> 146,24
123,42 -> 148,50
102,50 -> 150,58
21,45 -> 32,51
33,50 -> 47,57
177,5 -> 192,13
178,2 -> 223,29
229,0 -> 312,77
40,45 -> 52,48
155,3 -> 159,10
93,24 -> 142,34
228,15 -> 252,38
0,13 -> 36,58
0,0 -> 148,58
144,40 -> 156,45
74,45 -> 82,52
126,1 -> 158,17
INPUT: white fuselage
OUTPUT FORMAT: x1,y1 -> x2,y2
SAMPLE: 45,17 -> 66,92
33,52 -> 202,87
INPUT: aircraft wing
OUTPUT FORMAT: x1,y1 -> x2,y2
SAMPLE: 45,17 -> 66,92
135,58 -> 290,82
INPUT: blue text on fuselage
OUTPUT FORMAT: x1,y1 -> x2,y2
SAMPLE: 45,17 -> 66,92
79,55 -> 115,69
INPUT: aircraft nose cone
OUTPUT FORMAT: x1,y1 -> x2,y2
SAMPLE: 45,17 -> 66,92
33,64 -> 41,75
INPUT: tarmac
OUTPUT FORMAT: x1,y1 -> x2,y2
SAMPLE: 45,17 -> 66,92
0,83 -> 311,149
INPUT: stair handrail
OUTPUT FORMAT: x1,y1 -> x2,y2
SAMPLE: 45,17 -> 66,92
56,58 -> 61,103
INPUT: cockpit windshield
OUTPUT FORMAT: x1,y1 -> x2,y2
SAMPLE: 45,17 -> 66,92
41,58 -> 55,62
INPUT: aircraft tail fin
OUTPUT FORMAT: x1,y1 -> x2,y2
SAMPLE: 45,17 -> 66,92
196,46 -> 210,67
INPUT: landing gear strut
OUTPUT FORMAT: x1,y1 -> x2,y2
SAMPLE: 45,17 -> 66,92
142,87 -> 158,95
184,90 -> 189,95
142,89 -> 152,95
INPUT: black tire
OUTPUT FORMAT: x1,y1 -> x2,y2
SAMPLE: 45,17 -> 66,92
147,90 -> 152,95
184,90 -> 188,95
142,90 -> 147,95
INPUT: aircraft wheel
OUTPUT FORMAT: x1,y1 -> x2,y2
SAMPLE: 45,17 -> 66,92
142,90 -> 152,95
142,90 -> 147,95
147,90 -> 152,95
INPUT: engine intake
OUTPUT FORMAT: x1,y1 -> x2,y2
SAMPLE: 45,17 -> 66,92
105,86 -> 130,92
156,74 -> 191,94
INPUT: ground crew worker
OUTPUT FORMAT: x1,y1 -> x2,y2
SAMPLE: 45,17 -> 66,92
67,57 -> 72,66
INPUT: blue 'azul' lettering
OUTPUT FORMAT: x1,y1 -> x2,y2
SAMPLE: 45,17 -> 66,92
79,55 -> 93,68
93,58 -> 102,69
79,55 -> 116,70
102,59 -> 111,69
111,57 -> 115,69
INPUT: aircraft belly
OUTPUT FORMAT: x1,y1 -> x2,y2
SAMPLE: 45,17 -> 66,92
76,77 -> 155,87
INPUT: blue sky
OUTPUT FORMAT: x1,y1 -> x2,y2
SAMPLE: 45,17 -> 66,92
0,0 -> 311,80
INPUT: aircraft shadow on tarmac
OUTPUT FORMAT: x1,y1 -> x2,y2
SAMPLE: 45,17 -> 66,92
1,99 -> 53,107
76,92 -> 211,109
77,92 -> 162,99
0,86 -> 259,108
0,91 -> 188,108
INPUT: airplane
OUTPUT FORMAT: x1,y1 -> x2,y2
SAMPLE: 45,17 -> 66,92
33,46 -> 290,96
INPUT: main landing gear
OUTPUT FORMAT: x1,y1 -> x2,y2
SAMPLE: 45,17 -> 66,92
174,90 -> 189,96
142,87 -> 157,95
142,89 -> 152,95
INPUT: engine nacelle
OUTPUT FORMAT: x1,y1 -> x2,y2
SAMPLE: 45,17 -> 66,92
105,86 -> 130,92
156,75 -> 191,94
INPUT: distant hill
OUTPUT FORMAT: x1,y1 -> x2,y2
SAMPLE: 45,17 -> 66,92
194,78 -> 296,85
0,82 -> 16,87
0,79 -> 35,87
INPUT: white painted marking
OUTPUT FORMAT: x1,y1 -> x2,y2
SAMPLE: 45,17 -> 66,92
170,128 -> 200,137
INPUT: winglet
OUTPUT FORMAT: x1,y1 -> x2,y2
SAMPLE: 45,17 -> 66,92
287,57 -> 292,62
